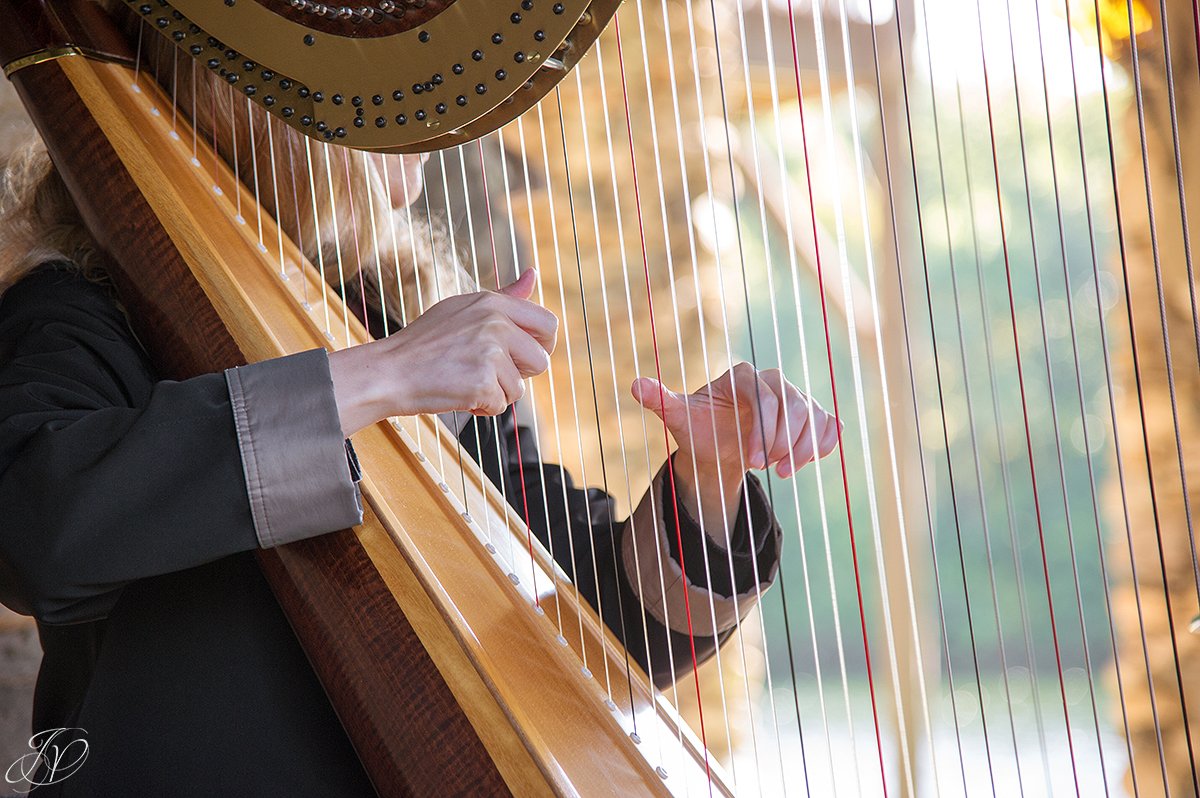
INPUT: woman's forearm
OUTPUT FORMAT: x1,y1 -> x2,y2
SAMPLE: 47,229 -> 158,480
670,454 -> 745,538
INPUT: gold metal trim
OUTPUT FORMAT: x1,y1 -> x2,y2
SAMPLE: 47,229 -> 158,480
3,46 -> 134,78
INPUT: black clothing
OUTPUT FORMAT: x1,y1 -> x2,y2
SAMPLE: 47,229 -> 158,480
0,267 -> 777,797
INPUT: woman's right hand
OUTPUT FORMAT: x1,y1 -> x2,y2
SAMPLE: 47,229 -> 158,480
328,268 -> 557,437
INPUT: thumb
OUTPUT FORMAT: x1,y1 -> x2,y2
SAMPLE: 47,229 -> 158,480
498,268 -> 537,300
631,377 -> 684,419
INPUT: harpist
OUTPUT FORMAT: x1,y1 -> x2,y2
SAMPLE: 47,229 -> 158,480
0,65 -> 841,797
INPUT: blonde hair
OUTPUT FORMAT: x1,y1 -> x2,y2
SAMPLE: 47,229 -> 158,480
0,47 -> 470,324
0,140 -> 102,292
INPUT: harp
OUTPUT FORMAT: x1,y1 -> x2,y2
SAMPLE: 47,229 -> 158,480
2,0 -> 1197,795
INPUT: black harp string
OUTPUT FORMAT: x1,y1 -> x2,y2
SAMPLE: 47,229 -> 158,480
467,141 -> 526,579
489,135 -> 548,602
470,137 -> 546,602
441,144 -> 499,550
544,90 -> 617,699
994,0 -> 1117,789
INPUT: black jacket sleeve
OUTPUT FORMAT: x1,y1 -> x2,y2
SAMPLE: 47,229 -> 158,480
0,268 -> 261,624
456,409 -> 781,689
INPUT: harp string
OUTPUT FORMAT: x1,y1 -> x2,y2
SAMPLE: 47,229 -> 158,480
228,86 -> 243,224
550,86 -> 639,706
266,117 -> 286,278
247,99 -> 267,254
190,58 -> 199,166
414,160 -> 451,479
360,152 -> 388,337
170,47 -> 179,139
926,8 -> 1014,795
425,149 -> 477,555
1153,1 -> 1200,506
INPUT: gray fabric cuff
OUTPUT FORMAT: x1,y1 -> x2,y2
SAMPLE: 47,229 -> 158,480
621,464 -> 776,637
225,348 -> 364,548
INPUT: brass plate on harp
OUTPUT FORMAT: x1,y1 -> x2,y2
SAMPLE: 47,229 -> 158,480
121,0 -> 617,153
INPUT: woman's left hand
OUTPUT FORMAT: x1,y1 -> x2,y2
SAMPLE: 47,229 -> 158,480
631,363 -> 841,531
